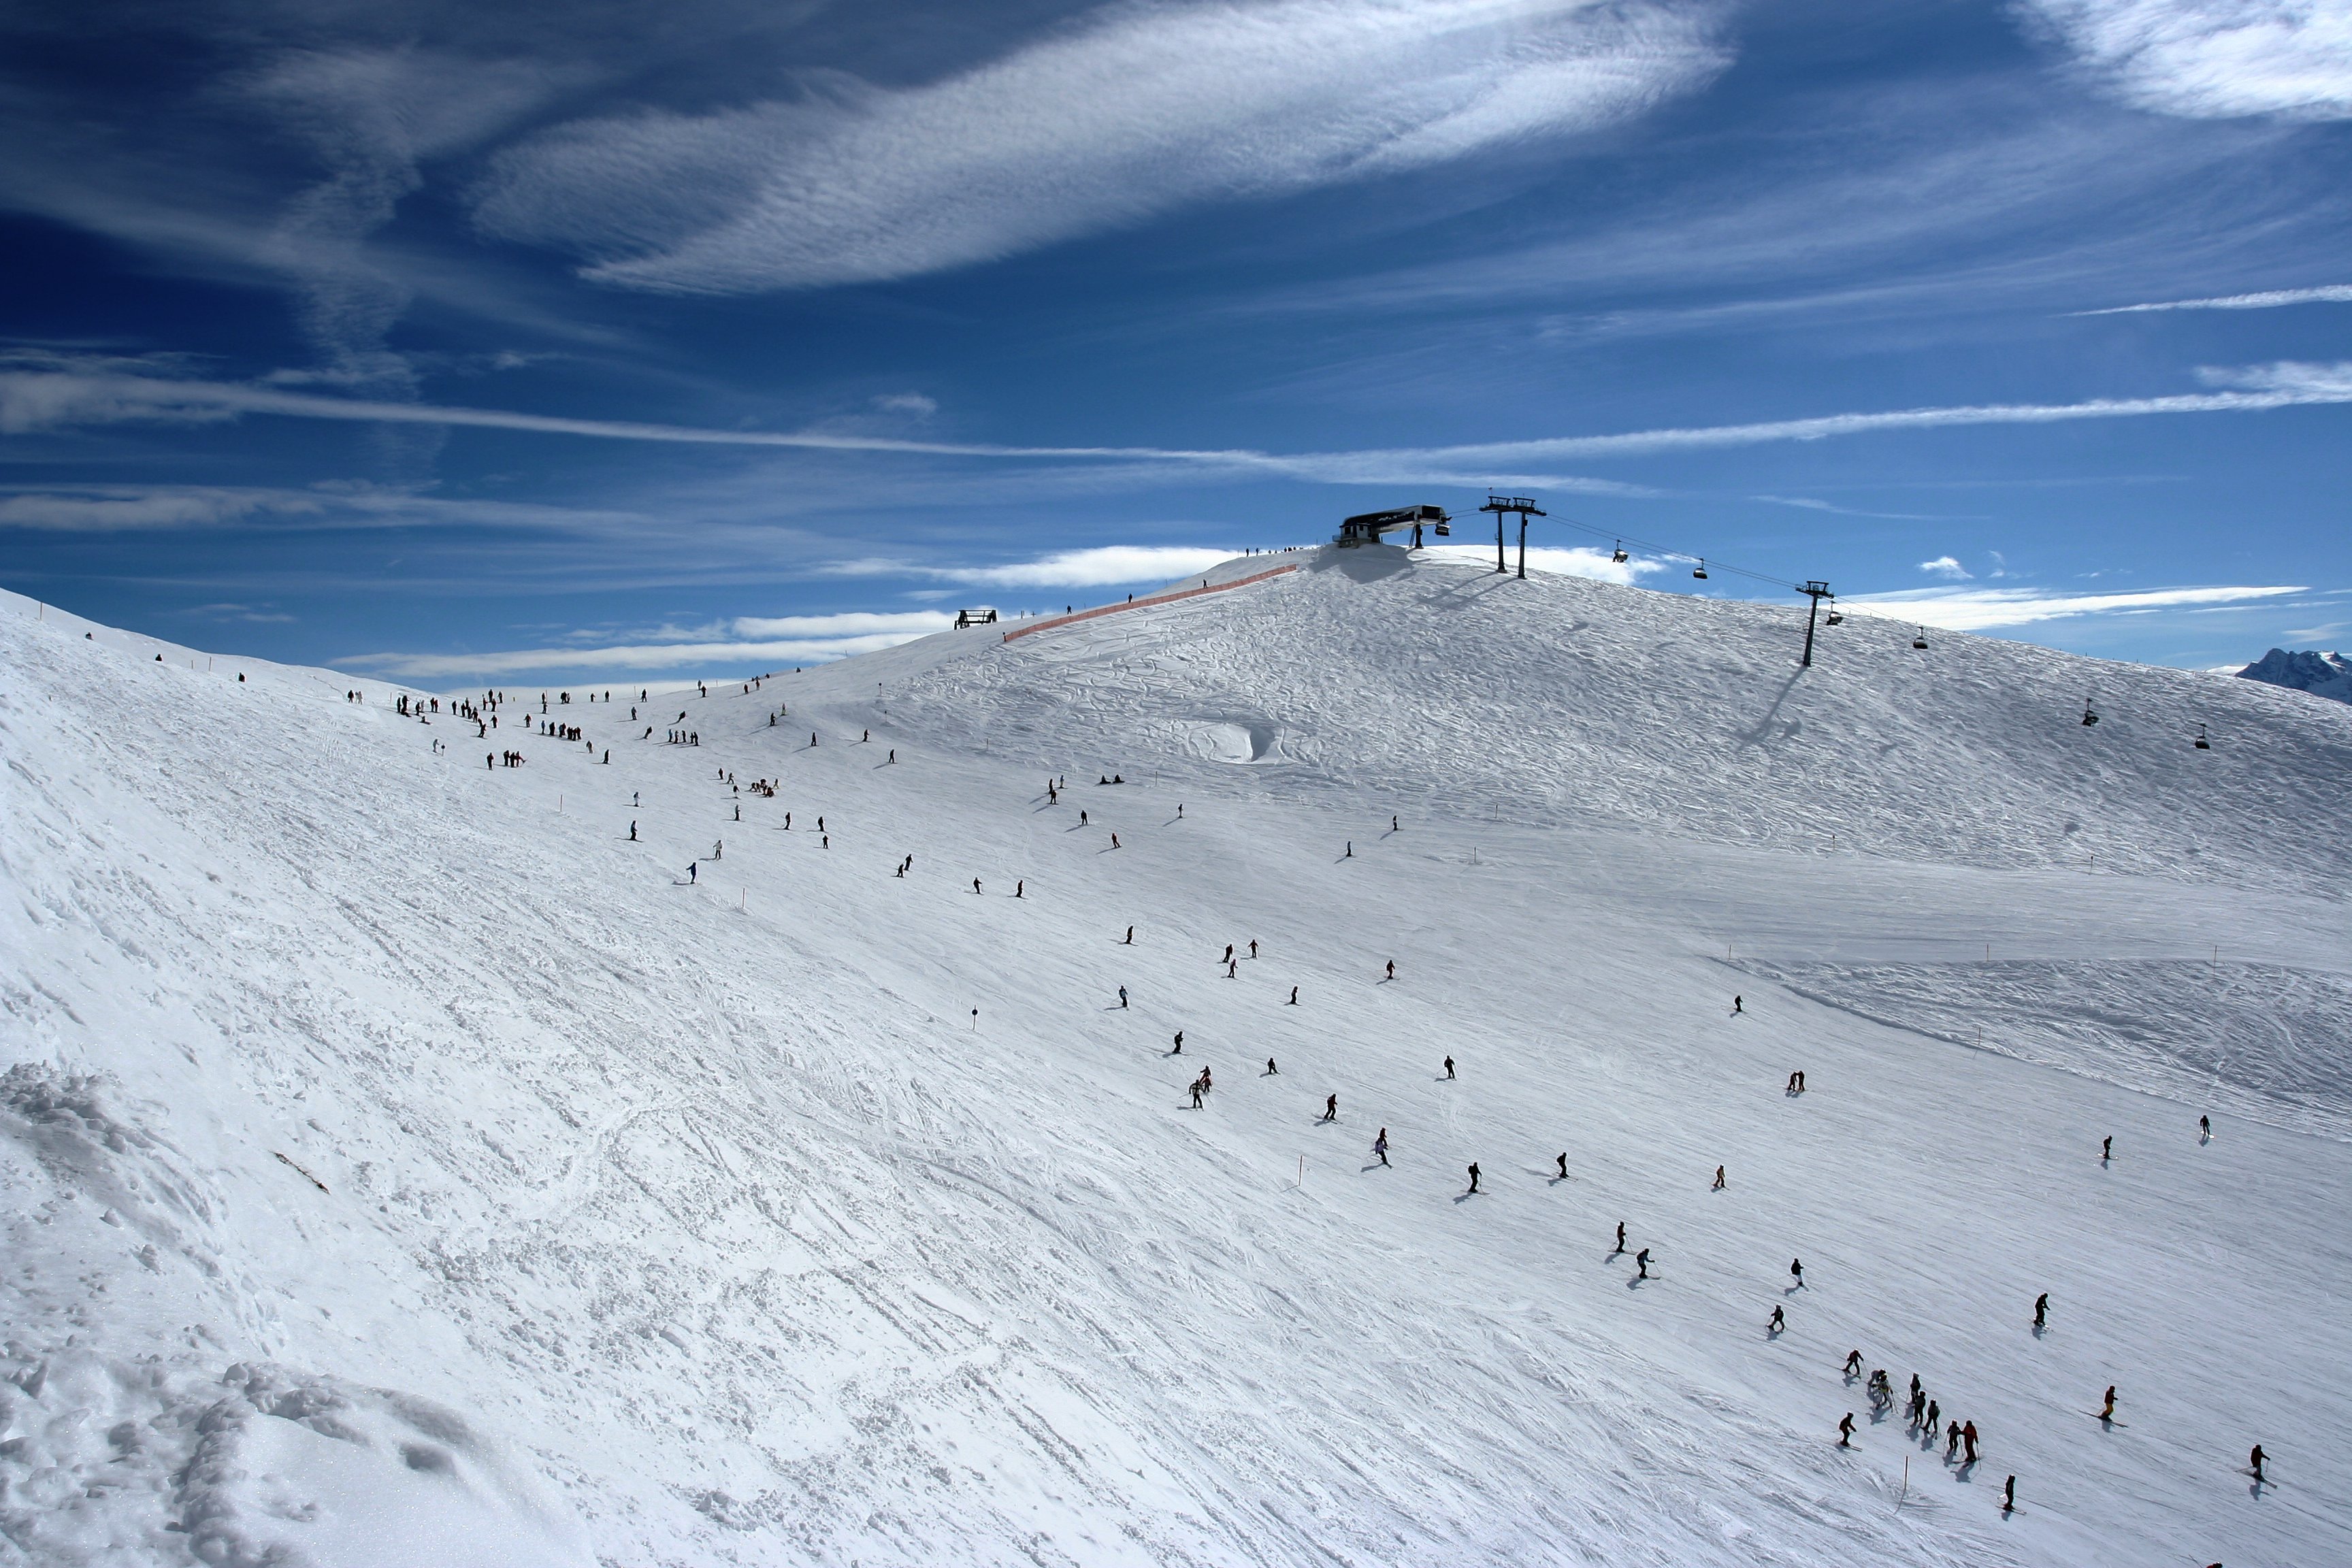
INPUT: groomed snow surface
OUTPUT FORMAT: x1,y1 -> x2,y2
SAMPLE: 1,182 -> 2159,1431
3,547 -> 2348,1567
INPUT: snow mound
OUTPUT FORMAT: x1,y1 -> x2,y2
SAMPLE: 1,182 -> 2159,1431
862,547 -> 2352,896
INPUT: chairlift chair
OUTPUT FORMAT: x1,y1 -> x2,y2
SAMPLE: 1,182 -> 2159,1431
1692,559 -> 1710,581
1611,541 -> 1629,564
2194,724 -> 2210,750
1825,607 -> 1844,625
2081,700 -> 2099,727
1912,627 -> 1928,649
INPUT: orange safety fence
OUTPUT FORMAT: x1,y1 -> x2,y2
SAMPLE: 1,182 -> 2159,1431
1001,562 -> 1300,643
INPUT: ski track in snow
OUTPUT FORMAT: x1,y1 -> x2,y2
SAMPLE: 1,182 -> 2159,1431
0,555 -> 2347,1567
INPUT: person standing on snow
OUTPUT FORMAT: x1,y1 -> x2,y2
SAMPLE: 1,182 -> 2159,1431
1838,1413 -> 1855,1447
1171,1032 -> 1183,1055
1287,986 -> 1298,1005
1321,1094 -> 1337,1122
1118,986 -> 1129,1009
1373,1128 -> 1389,1166
2034,1292 -> 2049,1329
1634,1247 -> 1650,1279
1769,1305 -> 1784,1334
1791,1258 -> 1804,1287
1466,1162 -> 1480,1194
1443,1056 -> 1455,1079
1614,1221 -> 1627,1254
1555,1153 -> 1568,1178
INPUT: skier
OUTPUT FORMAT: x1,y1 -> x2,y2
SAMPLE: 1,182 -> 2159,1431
2250,1444 -> 2266,1482
1015,881 -> 1024,898
1249,940 -> 1258,958
1287,986 -> 1299,1006
974,878 -> 983,894
1124,926 -> 1134,945
1118,986 -> 1129,1009
1322,1094 -> 1337,1122
689,863 -> 697,884
2100,1386 -> 2116,1423
1373,1128 -> 1389,1166
1844,1350 -> 1863,1377
1634,1247 -> 1650,1279
1080,811 -> 1088,826
1226,960 -> 1237,979
1963,1421 -> 1978,1464
1392,815 -> 1399,831
1110,832 -> 1120,849
1224,944 -> 1235,964
1712,1165 -> 1726,1190
1172,1032 -> 1183,1055
2200,1114 -> 2211,1142
1343,840 -> 1352,858
1466,1162 -> 1480,1194
2034,1292 -> 2049,1329
1555,1153 -> 1568,1179
1614,1221 -> 1626,1254
1443,1056 -> 1456,1079
1769,1305 -> 1784,1334
1190,1078 -> 1205,1110
2002,1475 -> 2015,1514
1838,1413 -> 1855,1447
630,821 -> 637,841
1265,1058 -> 1277,1075
1791,1258 -> 1804,1286
1384,960 -> 1395,981
1925,1399 -> 1938,1434
2102,1135 -> 2112,1160
1733,995 -> 1743,1014
1945,1421 -> 1961,1460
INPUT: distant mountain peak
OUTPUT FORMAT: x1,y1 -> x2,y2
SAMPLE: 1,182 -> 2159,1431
2238,648 -> 2352,705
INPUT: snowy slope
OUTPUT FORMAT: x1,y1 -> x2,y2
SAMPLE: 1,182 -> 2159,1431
3,555 -> 2349,1568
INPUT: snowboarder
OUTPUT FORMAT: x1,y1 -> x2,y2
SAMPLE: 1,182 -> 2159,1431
1712,1165 -> 1726,1190
2100,1386 -> 2116,1423
1838,1413 -> 1855,1447
1118,986 -> 1129,1009
1791,1258 -> 1804,1286
1635,1247 -> 1650,1279
1769,1305 -> 1784,1333
1373,1129 -> 1389,1166
1266,1058 -> 1277,1075
1466,1162 -> 1480,1194
2034,1292 -> 2049,1329
1443,1056 -> 1455,1079
1321,1094 -> 1337,1122
1844,1350 -> 1863,1376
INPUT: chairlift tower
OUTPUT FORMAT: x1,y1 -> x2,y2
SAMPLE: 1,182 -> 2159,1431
1797,581 -> 1833,668
1480,495 -> 1547,578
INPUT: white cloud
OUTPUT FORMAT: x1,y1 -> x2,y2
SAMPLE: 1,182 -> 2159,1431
2021,0 -> 2352,120
1844,583 -> 2305,631
13,360 -> 2352,476
2076,283 -> 2352,314
937,546 -> 1240,587
1424,542 -> 1661,584
344,631 -> 940,680
1918,555 -> 1971,579
0,487 -> 318,532
474,0 -> 1729,292
730,611 -> 953,637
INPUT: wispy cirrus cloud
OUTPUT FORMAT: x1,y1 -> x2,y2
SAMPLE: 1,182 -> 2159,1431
11,359 -> 2352,478
1846,582 -> 2305,631
2020,0 -> 2352,120
2076,283 -> 2352,314
473,0 -> 1730,293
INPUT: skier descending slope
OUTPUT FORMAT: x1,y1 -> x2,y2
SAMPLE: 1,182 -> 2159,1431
1373,1128 -> 1388,1166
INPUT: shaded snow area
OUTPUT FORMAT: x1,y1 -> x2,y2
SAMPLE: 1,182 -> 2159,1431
1729,960 -> 2352,1143
2,551 -> 2349,1567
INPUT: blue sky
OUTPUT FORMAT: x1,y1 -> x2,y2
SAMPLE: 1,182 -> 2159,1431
3,0 -> 2349,684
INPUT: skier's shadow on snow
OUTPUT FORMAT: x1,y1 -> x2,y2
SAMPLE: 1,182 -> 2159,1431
1451,1192 -> 1479,1205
